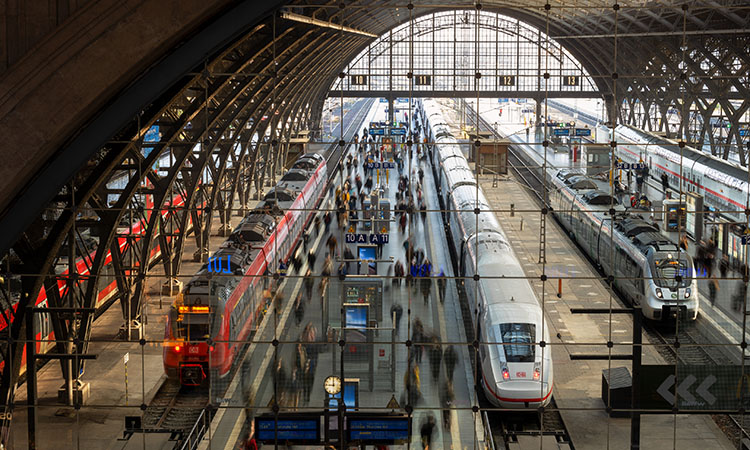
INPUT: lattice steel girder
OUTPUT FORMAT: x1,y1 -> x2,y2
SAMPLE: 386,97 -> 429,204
330,90 -> 602,99
0,12 -> 297,408
643,39 -> 748,163
167,27 -> 361,279
156,25 -> 328,272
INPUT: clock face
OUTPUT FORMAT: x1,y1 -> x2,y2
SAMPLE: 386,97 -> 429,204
324,376 -> 341,395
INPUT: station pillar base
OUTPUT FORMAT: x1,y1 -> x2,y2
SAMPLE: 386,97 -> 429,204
218,224 -> 233,236
119,320 -> 143,341
193,248 -> 209,262
58,381 -> 90,406
162,278 -> 183,296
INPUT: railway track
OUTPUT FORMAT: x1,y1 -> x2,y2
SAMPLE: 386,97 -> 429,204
480,391 -> 573,450
455,103 -> 574,450
141,379 -> 210,433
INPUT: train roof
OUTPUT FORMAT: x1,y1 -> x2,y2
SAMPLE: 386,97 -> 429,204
264,186 -> 297,202
281,168 -> 310,182
444,162 -> 476,189
292,154 -> 323,171
631,231 -> 679,254
235,213 -> 275,242
437,144 -> 465,163
615,217 -> 659,237
581,190 -> 619,206
566,175 -> 598,190
555,169 -> 584,181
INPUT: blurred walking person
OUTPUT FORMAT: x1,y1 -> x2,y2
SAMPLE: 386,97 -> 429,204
420,414 -> 436,450
443,345 -> 457,383
439,380 -> 455,430
428,335 -> 442,382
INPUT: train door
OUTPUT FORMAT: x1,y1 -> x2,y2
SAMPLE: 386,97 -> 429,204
567,194 -> 577,232
599,224 -> 616,272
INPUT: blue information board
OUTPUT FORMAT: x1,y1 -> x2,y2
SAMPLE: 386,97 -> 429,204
553,128 -> 570,136
255,417 -> 320,443
369,128 -> 385,136
347,416 -> 410,443
575,128 -> 591,136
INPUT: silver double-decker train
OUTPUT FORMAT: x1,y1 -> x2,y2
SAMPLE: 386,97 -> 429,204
423,99 -> 553,408
548,169 -> 699,321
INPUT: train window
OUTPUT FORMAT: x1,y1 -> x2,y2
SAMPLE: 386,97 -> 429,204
498,323 -> 536,363
652,258 -> 690,288
175,314 -> 211,341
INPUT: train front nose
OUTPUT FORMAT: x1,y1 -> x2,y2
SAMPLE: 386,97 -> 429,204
495,380 -> 551,408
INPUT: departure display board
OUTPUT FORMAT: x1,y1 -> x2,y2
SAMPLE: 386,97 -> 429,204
347,416 -> 410,443
255,416 -> 320,443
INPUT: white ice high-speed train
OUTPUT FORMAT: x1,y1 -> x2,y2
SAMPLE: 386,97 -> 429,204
423,99 -> 553,408
615,124 -> 749,222
548,169 -> 699,321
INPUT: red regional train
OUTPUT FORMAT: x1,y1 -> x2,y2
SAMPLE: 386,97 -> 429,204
163,153 -> 327,385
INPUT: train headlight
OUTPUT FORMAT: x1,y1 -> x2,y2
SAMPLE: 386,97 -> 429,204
502,368 -> 510,381
655,288 -> 663,299
684,288 -> 691,299
174,345 -> 181,353
533,368 -> 540,381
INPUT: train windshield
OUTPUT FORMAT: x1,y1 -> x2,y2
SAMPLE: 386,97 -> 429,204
499,323 -> 536,363
652,258 -> 691,288
172,311 -> 211,341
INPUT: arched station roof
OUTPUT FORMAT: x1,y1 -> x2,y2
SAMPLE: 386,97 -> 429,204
0,0 -> 746,411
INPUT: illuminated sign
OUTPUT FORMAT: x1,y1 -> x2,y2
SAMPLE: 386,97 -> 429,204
415,75 -> 431,86
178,305 -> 210,314
350,75 -> 367,86
615,162 -> 646,170
575,128 -> 592,136
345,234 -> 389,244
207,255 -> 234,274
553,128 -> 570,136
562,75 -> 579,86
347,416 -> 409,443
255,417 -> 320,443
365,162 -> 396,169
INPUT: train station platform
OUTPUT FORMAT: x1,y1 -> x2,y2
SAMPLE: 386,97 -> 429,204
206,103 -> 487,450
477,170 -> 734,450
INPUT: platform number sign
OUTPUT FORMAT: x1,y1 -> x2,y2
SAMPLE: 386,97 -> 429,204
562,75 -> 580,86
415,75 -> 431,86
351,75 -> 367,86
500,75 -> 516,86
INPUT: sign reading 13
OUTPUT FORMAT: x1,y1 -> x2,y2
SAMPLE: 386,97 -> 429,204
562,75 -> 579,86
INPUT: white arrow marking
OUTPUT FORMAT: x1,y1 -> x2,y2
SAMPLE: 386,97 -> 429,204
696,375 -> 717,405
657,375 -> 675,404
677,374 -> 697,404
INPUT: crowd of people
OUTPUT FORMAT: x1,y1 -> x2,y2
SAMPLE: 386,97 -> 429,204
241,116 -> 462,449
